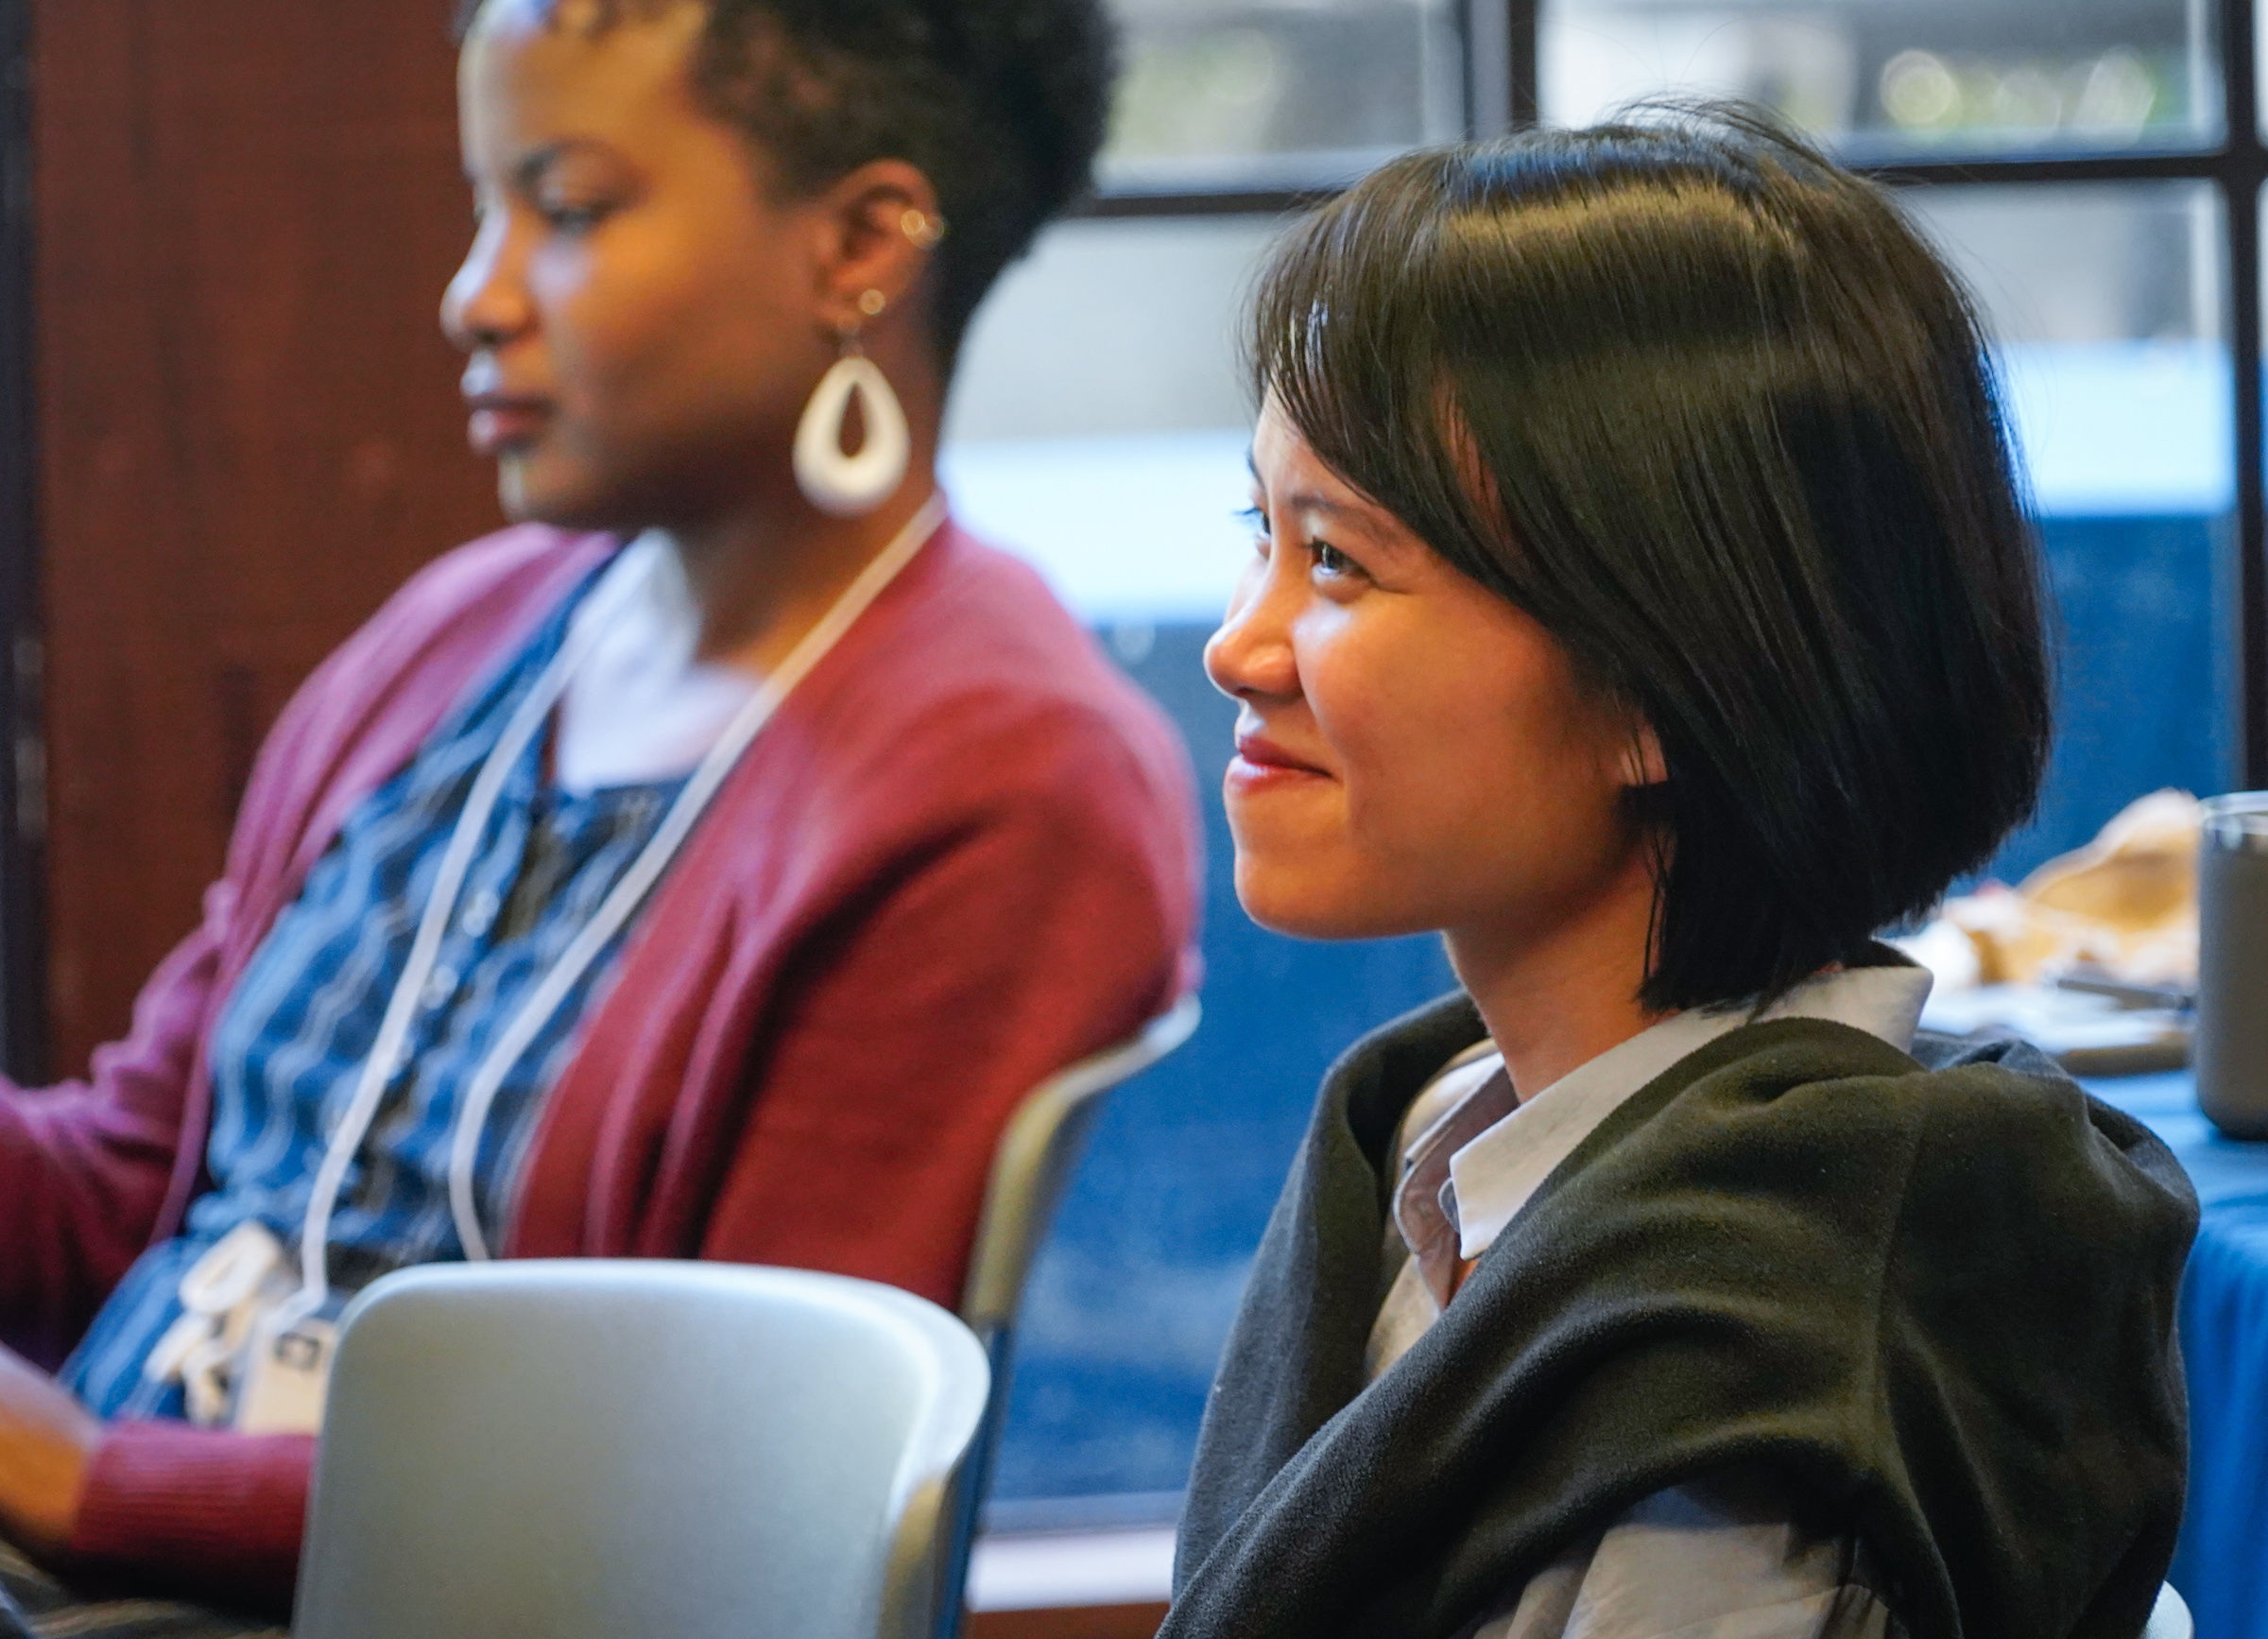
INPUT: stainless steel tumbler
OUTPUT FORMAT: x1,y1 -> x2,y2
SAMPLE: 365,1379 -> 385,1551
2198,791 -> 2268,1139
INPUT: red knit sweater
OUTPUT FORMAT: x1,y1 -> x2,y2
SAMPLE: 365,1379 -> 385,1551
0,521 -> 1200,1613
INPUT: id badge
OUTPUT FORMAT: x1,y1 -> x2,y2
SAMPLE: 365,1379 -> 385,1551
231,1307 -> 339,1436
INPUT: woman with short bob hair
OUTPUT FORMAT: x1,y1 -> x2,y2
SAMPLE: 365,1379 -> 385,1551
1170,107 -> 2192,1639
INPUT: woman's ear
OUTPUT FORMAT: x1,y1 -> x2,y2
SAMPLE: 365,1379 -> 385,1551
1620,720 -> 1668,790
809,158 -> 945,337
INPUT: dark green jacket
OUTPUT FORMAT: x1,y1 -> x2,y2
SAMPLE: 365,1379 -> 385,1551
1167,997 -> 2195,1639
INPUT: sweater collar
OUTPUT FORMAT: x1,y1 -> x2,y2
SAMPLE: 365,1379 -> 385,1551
1394,959 -> 1932,1292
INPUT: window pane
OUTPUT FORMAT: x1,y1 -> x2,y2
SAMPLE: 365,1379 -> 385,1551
1100,0 -> 1465,192
1898,181 -> 2235,878
1541,0 -> 2220,157
944,215 -> 1273,620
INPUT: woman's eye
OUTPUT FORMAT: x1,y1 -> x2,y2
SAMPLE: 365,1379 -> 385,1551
539,200 -> 610,234
1312,542 -> 1360,578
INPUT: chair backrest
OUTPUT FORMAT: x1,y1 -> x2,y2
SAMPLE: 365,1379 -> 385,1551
936,994 -> 1201,1637
958,994 -> 1202,1337
294,1260 -> 989,1639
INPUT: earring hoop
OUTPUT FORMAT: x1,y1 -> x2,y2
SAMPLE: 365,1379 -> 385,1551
793,334 -> 911,518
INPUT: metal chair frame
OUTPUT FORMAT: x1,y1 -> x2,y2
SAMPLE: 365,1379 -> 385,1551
936,993 -> 1203,1637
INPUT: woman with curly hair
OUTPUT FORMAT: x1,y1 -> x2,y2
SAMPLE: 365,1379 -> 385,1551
0,0 -> 1194,1627
1168,109 -> 2191,1639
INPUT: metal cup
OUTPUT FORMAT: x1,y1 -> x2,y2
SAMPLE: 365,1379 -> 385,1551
2198,791 -> 2268,1139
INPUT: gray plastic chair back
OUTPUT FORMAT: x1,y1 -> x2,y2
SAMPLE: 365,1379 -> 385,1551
958,994 -> 1201,1338
293,1260 -> 988,1639
936,994 -> 1201,1636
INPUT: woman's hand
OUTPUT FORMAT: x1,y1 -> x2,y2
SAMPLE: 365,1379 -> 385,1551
0,1344 -> 99,1560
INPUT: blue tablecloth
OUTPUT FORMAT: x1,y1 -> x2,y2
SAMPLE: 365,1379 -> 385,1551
2084,1073 -> 2268,1639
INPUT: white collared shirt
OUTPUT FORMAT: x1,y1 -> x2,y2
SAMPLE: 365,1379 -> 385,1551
1367,964 -> 1932,1639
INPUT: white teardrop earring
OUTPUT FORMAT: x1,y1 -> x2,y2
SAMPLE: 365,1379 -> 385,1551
793,303 -> 910,518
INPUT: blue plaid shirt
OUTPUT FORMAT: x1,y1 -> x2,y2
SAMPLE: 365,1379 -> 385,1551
65,576 -> 683,1420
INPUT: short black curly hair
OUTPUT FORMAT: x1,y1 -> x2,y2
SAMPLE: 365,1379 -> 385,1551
456,0 -> 1116,361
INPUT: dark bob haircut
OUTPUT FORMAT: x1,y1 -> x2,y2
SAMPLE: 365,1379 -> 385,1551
1253,104 -> 2049,1012
457,0 -> 1116,359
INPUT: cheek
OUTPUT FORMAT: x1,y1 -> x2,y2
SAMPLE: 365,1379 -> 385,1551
526,246 -> 633,383
1314,643 -> 1511,836
528,238 -> 718,380
1326,645 -> 1630,893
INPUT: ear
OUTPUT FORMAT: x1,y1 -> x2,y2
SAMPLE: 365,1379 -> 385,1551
1619,719 -> 1668,790
808,159 -> 946,338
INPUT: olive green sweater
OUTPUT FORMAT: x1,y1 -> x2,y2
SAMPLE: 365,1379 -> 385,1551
1169,998 -> 2195,1639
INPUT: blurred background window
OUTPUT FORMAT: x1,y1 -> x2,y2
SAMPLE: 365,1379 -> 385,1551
1541,0 -> 2219,156
943,0 -> 2266,1526
1102,0 -> 1468,192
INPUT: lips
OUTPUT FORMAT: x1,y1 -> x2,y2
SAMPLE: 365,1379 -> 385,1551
1228,729 -> 1332,793
464,394 -> 553,458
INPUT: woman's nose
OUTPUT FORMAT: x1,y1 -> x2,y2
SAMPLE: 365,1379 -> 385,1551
1204,560 -> 1299,703
439,215 -> 530,354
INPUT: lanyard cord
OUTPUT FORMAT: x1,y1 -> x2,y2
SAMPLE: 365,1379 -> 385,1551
447,492 -> 946,1258
286,495 -> 948,1317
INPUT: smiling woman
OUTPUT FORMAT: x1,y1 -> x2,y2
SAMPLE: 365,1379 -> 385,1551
1215,405 -> 1664,1087
1165,107 -> 2195,1639
0,0 -> 1198,1630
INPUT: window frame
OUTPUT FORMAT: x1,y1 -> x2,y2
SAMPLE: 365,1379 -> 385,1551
1081,0 -> 2268,790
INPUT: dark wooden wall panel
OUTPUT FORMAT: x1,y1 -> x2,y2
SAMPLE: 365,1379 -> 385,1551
33,0 -> 501,1076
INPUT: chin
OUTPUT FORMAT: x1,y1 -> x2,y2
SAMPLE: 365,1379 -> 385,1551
496,458 -> 617,533
1232,856 -> 1424,943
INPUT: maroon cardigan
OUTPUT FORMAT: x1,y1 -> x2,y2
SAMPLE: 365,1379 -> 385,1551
0,521 -> 1200,1612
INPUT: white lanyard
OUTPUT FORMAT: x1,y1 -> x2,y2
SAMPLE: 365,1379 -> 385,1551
284,495 -> 947,1320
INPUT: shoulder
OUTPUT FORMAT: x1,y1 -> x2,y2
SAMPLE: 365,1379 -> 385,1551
1608,1019 -> 2197,1248
1685,1019 -> 2191,1222
674,521 -> 1199,958
274,524 -> 613,737
782,522 -> 1194,831
1540,1017 -> 2200,1408
875,526 -> 1176,733
229,526 -> 613,871
328,524 -> 615,676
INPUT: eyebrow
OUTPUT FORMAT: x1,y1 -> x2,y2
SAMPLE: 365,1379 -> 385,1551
492,138 -> 617,192
1246,451 -> 1360,518
512,142 -> 574,190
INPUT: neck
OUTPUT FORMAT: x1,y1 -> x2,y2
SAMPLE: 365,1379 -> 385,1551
657,462 -> 939,678
657,331 -> 947,677
1445,851 -> 1667,1101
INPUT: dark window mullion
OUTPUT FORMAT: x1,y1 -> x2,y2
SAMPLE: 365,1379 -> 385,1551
1508,0 -> 1540,129
2225,0 -> 2268,785
1464,0 -> 1512,136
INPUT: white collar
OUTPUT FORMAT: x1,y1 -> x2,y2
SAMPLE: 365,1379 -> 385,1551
1439,963 -> 1932,1262
555,533 -> 759,794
